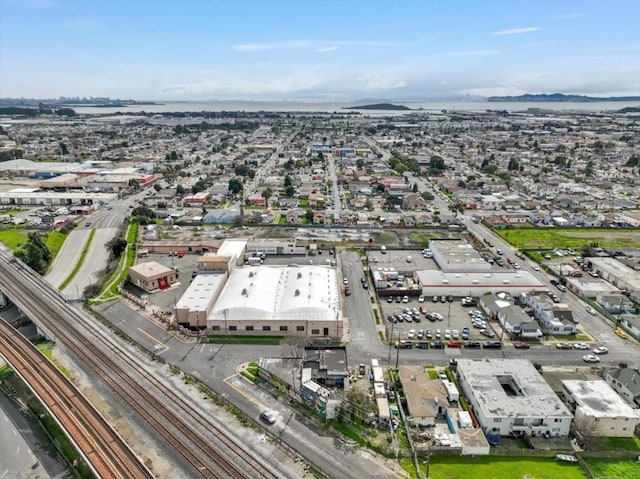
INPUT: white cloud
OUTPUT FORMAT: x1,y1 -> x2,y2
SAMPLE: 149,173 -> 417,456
552,13 -> 584,20
491,27 -> 542,36
432,49 -> 500,57
316,46 -> 340,53
232,39 -> 395,52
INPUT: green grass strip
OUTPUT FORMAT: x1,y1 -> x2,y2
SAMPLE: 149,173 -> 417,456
58,229 -> 95,290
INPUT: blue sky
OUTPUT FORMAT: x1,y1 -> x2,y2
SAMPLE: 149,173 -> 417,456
1,0 -> 639,100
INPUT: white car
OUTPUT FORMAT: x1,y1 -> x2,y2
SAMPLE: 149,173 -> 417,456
452,329 -> 459,339
402,296 -> 409,303
573,342 -> 589,350
593,346 -> 608,355
531,264 -> 540,271
582,354 -> 600,363
418,295 -> 425,303
585,306 -> 596,315
408,329 -> 416,339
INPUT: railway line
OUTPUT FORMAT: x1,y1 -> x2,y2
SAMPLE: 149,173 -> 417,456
0,321 -> 153,479
0,250 -> 281,479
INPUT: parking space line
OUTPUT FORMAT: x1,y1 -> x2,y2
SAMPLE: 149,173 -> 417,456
137,328 -> 170,353
223,375 -> 262,408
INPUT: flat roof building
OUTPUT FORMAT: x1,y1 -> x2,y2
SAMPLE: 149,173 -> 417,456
456,358 -> 572,437
562,380 -> 640,437
414,270 -> 547,297
430,240 -> 491,273
174,273 -> 227,329
398,365 -> 449,427
128,261 -> 177,292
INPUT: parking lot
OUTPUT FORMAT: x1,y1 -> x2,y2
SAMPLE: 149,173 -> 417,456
379,295 -> 498,344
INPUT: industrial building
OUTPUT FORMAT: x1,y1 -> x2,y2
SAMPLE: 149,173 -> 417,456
430,239 -> 491,273
562,380 -> 640,437
208,265 -> 342,338
128,261 -> 178,292
456,359 -> 573,437
414,269 -> 547,297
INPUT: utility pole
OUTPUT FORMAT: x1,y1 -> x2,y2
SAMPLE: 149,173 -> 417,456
395,332 -> 401,370
387,318 -> 395,364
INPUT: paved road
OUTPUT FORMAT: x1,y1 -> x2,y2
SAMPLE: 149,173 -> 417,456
92,301 -> 397,479
0,393 -> 68,479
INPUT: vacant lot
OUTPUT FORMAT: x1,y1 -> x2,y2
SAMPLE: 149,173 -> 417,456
426,455 -> 586,479
583,458 -> 640,479
497,228 -> 640,250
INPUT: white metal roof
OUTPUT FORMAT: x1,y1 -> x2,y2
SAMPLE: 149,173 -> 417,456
175,273 -> 226,311
562,380 -> 640,419
210,265 -> 340,322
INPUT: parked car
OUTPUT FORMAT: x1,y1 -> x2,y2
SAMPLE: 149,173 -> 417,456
440,296 -> 447,303
430,341 -> 445,349
387,296 -> 394,303
425,330 -> 433,339
395,296 -> 402,303
592,346 -> 608,355
432,296 -> 438,303
483,341 -> 502,349
407,329 -> 416,339
461,327 -> 470,340
446,341 -> 462,348
395,340 -> 413,349
402,296 -> 409,303
573,342 -> 589,350
582,354 -> 600,363
416,342 -> 429,349
464,341 -> 482,349
418,295 -> 425,303
556,342 -> 572,349
513,342 -> 530,349
556,284 -> 567,292
480,329 -> 495,338
85,221 -> 92,227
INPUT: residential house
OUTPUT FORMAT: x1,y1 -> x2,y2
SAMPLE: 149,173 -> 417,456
519,292 -> 577,335
398,365 -> 449,427
562,380 -> 640,437
605,367 -> 640,408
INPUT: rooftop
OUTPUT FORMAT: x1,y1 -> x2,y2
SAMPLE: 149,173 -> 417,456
129,261 -> 174,278
563,380 -> 639,419
175,273 -> 227,311
457,358 -> 572,419
210,265 -> 340,322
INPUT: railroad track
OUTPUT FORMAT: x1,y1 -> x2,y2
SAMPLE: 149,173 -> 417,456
0,250 -> 280,479
0,322 -> 153,479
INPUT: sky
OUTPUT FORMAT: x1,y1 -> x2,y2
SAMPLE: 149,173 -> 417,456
1,0 -> 639,101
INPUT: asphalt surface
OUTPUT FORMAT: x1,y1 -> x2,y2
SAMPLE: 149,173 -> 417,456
92,300 -> 398,479
0,393 -> 68,479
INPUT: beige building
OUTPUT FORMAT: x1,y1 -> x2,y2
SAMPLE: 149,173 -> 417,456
128,261 -> 177,292
174,273 -> 227,329
562,380 -> 640,438
196,255 -> 233,273
398,365 -> 448,427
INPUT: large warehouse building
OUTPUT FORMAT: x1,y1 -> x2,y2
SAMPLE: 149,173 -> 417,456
173,239 -> 343,339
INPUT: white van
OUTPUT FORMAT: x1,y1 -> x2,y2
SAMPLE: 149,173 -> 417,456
380,245 -> 387,254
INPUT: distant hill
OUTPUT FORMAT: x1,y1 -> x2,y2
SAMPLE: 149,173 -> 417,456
487,93 -> 640,103
343,103 -> 412,110
617,106 -> 640,113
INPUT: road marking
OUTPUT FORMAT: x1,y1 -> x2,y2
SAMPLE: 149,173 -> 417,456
223,376 -> 262,408
136,328 -> 170,353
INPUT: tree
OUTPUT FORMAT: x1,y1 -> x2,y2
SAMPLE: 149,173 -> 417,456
261,188 -> 272,209
284,175 -> 293,187
338,385 -> 374,423
284,185 -> 295,197
356,158 -> 365,169
228,178 -> 243,195
421,191 -> 434,201
176,184 -> 186,195
128,178 -> 141,191
153,183 -> 162,192
106,237 -> 128,259
59,142 -> 68,155
15,232 -> 52,274
304,209 -> 314,223
412,183 -> 418,193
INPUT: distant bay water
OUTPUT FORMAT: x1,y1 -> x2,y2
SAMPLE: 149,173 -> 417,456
71,100 -> 640,115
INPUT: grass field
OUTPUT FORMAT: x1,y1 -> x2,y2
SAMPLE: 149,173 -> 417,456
583,458 -> 640,479
496,228 -> 640,250
590,436 -> 640,451
426,456 -> 586,479
0,228 -> 67,258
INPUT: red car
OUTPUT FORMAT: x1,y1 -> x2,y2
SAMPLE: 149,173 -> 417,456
446,341 -> 462,348
177,251 -> 185,258
85,221 -> 92,227
513,341 -> 530,349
